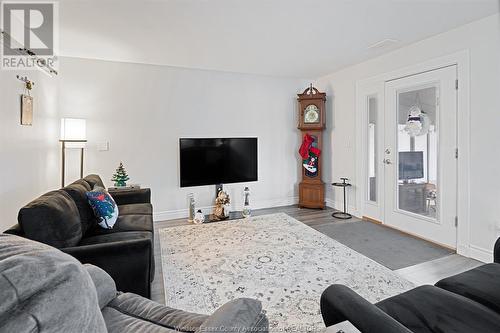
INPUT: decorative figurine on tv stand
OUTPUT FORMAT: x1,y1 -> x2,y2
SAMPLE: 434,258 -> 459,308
242,187 -> 251,218
193,210 -> 205,224
212,190 -> 230,221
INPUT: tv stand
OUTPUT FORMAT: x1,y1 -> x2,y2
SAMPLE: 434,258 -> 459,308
204,210 -> 245,223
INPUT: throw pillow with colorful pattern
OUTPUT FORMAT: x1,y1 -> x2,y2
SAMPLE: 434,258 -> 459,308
86,189 -> 119,229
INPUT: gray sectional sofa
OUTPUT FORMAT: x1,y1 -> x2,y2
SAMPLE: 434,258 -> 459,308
0,234 -> 269,333
4,174 -> 155,298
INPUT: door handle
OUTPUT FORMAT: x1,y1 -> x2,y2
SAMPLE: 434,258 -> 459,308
383,159 -> 392,165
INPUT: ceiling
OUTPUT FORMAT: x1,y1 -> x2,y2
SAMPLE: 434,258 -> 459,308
59,0 -> 499,78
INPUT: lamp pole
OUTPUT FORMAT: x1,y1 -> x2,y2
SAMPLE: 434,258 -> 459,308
61,140 -> 65,187
60,139 -> 87,188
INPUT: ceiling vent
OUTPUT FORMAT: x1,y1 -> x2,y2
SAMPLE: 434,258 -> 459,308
368,38 -> 399,50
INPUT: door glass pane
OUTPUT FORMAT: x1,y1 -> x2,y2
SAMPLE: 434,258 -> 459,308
397,86 -> 437,219
367,96 -> 377,202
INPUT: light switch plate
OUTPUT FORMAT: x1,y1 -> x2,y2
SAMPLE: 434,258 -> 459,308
97,141 -> 109,151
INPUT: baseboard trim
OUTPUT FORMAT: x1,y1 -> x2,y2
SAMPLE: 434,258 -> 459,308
362,216 -> 383,224
153,196 -> 299,222
154,206 -> 211,222
468,245 -> 492,263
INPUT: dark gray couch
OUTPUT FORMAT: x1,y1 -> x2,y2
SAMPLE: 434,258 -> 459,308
4,174 -> 154,298
0,234 -> 269,333
321,237 -> 500,333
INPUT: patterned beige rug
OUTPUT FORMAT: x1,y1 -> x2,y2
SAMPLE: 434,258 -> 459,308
159,213 -> 413,332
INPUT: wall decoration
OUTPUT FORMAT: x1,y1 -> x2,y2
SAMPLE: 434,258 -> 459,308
17,75 -> 35,126
20,94 -> 33,126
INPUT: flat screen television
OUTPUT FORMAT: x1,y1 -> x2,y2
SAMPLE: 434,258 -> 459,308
399,151 -> 424,180
179,138 -> 258,187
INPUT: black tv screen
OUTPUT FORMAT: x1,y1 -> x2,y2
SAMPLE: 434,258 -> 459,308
399,151 -> 424,180
179,138 -> 258,187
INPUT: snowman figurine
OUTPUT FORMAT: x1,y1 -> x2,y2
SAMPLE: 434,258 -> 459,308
404,105 -> 430,137
193,210 -> 205,224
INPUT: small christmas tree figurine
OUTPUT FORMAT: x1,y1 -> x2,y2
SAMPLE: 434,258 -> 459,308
111,162 -> 130,187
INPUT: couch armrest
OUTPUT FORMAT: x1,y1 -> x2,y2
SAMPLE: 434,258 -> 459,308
108,188 -> 151,205
84,264 -> 117,309
197,298 -> 268,333
321,284 -> 412,333
62,238 -> 152,298
494,238 -> 500,263
3,224 -> 24,236
105,292 -> 209,331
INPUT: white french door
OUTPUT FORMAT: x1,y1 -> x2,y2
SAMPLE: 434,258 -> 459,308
383,66 -> 458,248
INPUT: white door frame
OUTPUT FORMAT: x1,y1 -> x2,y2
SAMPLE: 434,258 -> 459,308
356,82 -> 385,221
355,50 -> 471,257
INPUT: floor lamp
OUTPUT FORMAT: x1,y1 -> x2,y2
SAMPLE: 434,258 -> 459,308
60,118 -> 87,187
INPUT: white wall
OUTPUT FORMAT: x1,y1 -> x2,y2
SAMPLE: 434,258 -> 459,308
315,14 -> 500,260
58,57 -> 307,220
0,70 -> 59,232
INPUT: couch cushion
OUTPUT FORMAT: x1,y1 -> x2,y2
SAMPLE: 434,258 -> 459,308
62,182 -> 97,234
435,263 -> 500,314
84,174 -> 105,189
103,292 -> 208,333
0,234 -> 107,333
79,231 -> 152,246
18,190 -> 82,248
85,214 -> 153,237
376,285 -> 500,333
72,178 -> 92,191
118,203 -> 152,216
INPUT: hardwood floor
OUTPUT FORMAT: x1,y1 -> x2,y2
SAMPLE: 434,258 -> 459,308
395,254 -> 481,285
151,205 -> 481,304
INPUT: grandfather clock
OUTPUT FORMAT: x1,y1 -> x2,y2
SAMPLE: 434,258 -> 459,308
297,85 -> 326,209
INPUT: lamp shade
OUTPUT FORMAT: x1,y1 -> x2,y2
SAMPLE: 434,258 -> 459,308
60,118 -> 86,141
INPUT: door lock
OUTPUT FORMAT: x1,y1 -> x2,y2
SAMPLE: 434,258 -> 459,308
385,148 -> 391,154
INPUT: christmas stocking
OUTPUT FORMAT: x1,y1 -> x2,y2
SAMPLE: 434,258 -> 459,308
309,146 -> 321,157
303,148 -> 320,174
299,134 -> 314,159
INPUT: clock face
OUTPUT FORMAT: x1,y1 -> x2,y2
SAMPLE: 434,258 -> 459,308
304,104 -> 320,123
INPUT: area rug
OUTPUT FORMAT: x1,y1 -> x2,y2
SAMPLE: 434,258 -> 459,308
159,213 -> 414,332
